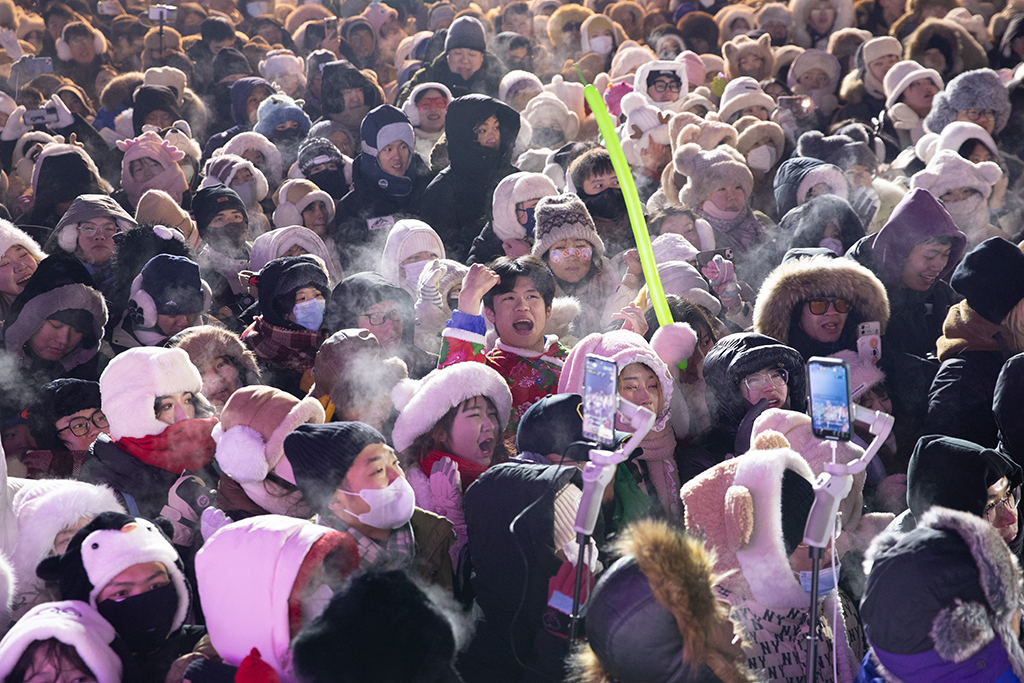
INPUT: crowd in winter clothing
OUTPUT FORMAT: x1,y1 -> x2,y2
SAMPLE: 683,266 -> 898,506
0,0 -> 1023,679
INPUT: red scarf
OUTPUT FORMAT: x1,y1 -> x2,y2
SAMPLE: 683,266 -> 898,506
419,450 -> 488,491
117,418 -> 219,473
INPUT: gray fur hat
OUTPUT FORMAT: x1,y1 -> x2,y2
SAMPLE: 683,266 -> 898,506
924,68 -> 1011,136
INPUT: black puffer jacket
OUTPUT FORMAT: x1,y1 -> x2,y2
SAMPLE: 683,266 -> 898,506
419,95 -> 520,263
995,353 -> 1024,473
323,272 -> 436,379
397,50 -> 506,105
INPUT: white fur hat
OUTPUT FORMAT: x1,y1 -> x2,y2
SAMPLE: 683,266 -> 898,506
249,226 -> 337,280
219,131 -> 284,185
143,67 -> 188,107
200,154 -> 270,203
0,219 -> 45,264
272,178 -> 334,228
620,92 -> 671,165
717,76 -> 776,123
498,70 -> 543,106
11,481 -> 124,598
910,149 -> 1002,200
380,219 -> 446,287
915,121 -> 998,165
715,3 -> 756,42
56,22 -> 107,62
609,44 -> 656,83
391,363 -> 513,453
100,347 -> 202,440
491,171 -> 559,242
0,601 -> 122,683
651,232 -> 699,263
522,91 -> 580,142
259,49 -> 305,81
211,385 -> 324,484
401,81 -> 454,127
755,2 -> 793,29
883,60 -> 943,109
157,120 -> 202,166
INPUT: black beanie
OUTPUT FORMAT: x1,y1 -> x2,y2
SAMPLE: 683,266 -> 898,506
780,468 -> 815,556
138,254 -> 205,316
212,47 -> 252,84
950,237 -> 1024,324
252,255 -> 330,328
132,85 -> 181,136
28,378 -> 101,450
191,183 -> 247,236
283,422 -> 386,513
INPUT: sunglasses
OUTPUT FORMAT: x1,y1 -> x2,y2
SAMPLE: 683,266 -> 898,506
806,297 -> 851,315
416,97 -> 448,111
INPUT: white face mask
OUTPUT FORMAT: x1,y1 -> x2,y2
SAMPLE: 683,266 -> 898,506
746,144 -> 777,172
403,259 -> 431,289
819,236 -> 844,255
798,559 -> 841,600
293,298 -> 325,331
343,476 -> 416,529
589,36 -> 613,55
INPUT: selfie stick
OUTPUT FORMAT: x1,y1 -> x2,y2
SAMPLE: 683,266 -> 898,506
569,396 -> 656,642
576,64 -> 673,329
804,405 -> 894,683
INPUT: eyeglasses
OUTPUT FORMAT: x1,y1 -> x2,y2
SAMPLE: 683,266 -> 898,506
650,81 -> 681,94
743,368 -> 788,392
360,309 -> 402,326
56,410 -> 108,437
806,297 -> 851,315
416,97 -> 448,110
962,109 -> 996,122
78,222 -> 120,237
985,485 -> 1020,523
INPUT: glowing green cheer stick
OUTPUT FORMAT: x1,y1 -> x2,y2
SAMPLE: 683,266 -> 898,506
575,65 -> 674,333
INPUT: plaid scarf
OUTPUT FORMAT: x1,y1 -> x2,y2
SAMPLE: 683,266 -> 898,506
242,316 -> 324,373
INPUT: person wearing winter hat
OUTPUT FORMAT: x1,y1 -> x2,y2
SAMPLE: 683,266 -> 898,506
724,33 -> 776,83
136,189 -> 201,250
335,105 -> 434,272
756,1 -> 794,44
401,82 -> 453,160
630,59 -> 688,112
53,21 -> 108,103
35,512 -> 205,681
0,601 -> 123,683
618,92 -> 671,200
790,0 -> 855,50
209,385 -> 323,518
200,153 -> 271,234
130,84 -> 182,137
7,479 -> 123,618
391,362 -> 512,564
781,194 -> 866,257
191,183 -> 253,327
924,67 -> 1011,139
0,221 -> 45,322
202,77 -> 276,160
192,515 -> 360,683
168,324 -> 260,414
926,237 -> 1024,449
835,35 -> 901,123
681,435 -> 863,683
420,95 -> 520,263
499,69 -> 542,114
295,136 -> 348,201
911,149 -> 1005,248
522,91 -> 579,152
379,219 -> 445,297
773,155 -> 850,223
249,224 -> 343,288
23,379 -> 108,476
142,26 -> 183,71
905,17 -> 988,83
531,194 -> 640,337
733,115 -> 788,218
109,254 -> 210,352
240,255 -> 329,397
283,422 -> 455,587
882,60 -> 944,151
218,130 -> 284,192
45,195 -> 136,300
115,130 -> 189,212
859,507 -> 1024,683
717,76 -> 777,125
398,16 -> 505,104
0,253 -> 108,390
253,93 -> 312,169
468,171 -> 558,264
22,142 -> 113,232
258,48 -> 305,99
273,178 -> 338,251
785,47 -> 842,119
317,59 -> 386,137
796,129 -> 880,227
574,519 -> 755,683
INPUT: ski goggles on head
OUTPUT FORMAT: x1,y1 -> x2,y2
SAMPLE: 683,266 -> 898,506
549,246 -> 593,264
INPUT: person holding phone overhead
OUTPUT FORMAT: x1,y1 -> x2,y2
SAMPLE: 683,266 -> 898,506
753,250 -> 889,361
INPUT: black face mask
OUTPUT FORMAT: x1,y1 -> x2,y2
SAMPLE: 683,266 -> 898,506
309,167 -> 347,199
97,582 -> 179,654
583,187 -> 627,220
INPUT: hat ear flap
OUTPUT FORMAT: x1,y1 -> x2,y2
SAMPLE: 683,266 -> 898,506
58,223 -> 79,252
272,203 -> 301,228
724,484 -> 754,552
128,273 -> 159,328
201,279 -> 213,314
213,423 -> 270,483
94,30 -> 107,54
56,38 -> 71,61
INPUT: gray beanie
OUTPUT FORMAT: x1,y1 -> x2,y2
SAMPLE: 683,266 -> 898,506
531,193 -> 606,259
445,16 -> 486,53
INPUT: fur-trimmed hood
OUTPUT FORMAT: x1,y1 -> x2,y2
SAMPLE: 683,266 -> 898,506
906,19 -> 989,83
753,254 -> 889,345
168,325 -> 261,388
789,0 -> 855,48
861,506 -> 1024,682
219,131 -> 284,186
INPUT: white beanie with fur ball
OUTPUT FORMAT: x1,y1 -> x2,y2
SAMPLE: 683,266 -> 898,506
100,347 -> 202,440
391,363 -> 513,453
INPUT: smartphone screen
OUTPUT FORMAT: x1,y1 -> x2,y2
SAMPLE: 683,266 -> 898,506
807,357 -> 852,441
583,354 -> 617,447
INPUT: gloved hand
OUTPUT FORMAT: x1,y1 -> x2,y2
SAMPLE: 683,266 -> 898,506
430,456 -> 467,568
1,106 -> 28,141
201,506 -> 233,542
701,255 -> 741,308
47,93 -> 75,130
0,28 -> 22,60
160,473 -> 216,546
418,258 -> 445,309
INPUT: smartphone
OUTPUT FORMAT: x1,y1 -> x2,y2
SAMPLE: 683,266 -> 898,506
857,321 -> 881,363
23,106 -> 58,125
583,354 -> 617,447
779,95 -> 813,113
9,56 -> 52,93
807,357 -> 852,441
325,16 -> 339,37
148,4 -> 176,22
695,247 -> 734,270
97,0 -> 120,15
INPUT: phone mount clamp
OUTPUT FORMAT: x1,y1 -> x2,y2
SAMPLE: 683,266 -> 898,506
568,397 -> 656,642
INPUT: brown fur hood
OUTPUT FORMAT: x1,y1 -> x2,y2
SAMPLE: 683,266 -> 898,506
906,18 -> 989,81
753,254 -> 889,344
840,70 -> 867,103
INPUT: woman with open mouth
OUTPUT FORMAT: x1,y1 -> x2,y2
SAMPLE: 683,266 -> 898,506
0,221 -> 45,324
390,361 -> 513,568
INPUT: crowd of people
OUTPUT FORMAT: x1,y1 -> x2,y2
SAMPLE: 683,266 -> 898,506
0,0 -> 1020,678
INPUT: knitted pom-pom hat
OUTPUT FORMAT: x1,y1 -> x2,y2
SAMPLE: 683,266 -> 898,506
531,193 -> 605,259
391,363 -> 513,453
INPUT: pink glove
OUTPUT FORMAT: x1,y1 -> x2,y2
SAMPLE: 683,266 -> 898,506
701,255 -> 741,308
430,456 -> 467,568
